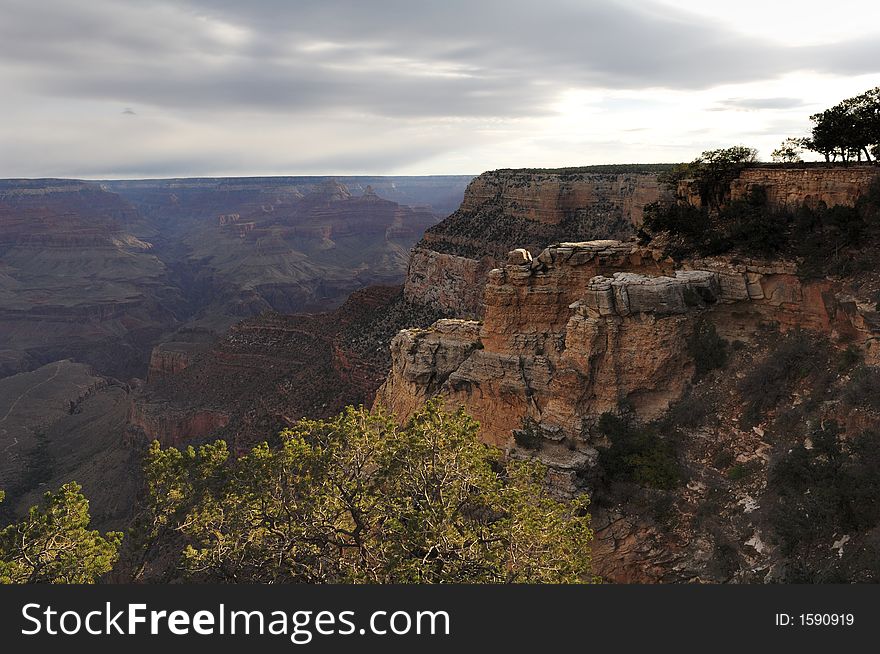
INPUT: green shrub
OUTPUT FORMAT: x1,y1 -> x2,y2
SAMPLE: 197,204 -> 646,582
597,413 -> 680,490
664,390 -> 714,430
727,461 -> 758,481
513,418 -> 543,450
766,423 -> 880,556
713,450 -> 735,470
838,345 -> 862,371
641,170 -> 880,274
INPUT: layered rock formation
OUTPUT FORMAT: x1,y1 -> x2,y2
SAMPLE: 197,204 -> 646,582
383,236 -> 880,470
404,167 -> 667,317
110,177 -> 469,334
0,180 -> 181,379
129,285 -> 447,449
732,165 -> 878,208
379,164 -> 880,582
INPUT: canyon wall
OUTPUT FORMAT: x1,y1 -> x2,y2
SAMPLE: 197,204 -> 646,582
380,163 -> 880,582
676,164 -> 878,209
379,240 -> 878,492
404,169 -> 666,317
732,165 -> 878,208
406,165 -> 880,318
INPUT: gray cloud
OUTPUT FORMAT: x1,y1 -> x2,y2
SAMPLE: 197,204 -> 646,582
0,0 -> 879,176
5,0 -> 879,119
714,97 -> 808,111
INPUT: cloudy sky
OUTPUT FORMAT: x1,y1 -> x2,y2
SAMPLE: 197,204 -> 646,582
2,0 -> 879,178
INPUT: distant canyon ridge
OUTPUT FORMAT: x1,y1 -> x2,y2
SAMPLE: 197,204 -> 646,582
0,175 -> 472,380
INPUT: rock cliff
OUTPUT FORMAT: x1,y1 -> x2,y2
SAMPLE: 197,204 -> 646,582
128,285 -> 448,449
404,167 -> 667,317
380,164 -> 880,582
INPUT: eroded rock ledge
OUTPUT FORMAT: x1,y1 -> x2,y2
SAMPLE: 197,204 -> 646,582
377,239 -> 879,497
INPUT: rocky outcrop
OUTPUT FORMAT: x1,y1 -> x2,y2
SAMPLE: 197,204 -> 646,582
404,168 -> 666,316
379,240 -> 880,495
404,165 -> 880,319
380,164 -> 880,582
731,165 -> 877,209
403,249 -> 495,317
127,402 -> 230,448
146,338 -> 216,382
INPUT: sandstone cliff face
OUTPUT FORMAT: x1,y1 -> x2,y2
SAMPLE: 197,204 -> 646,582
380,234 -> 880,581
126,402 -> 230,448
731,166 -> 877,209
146,336 -> 217,382
676,164 -> 878,210
404,168 -> 666,316
456,170 -> 661,226
128,286 -> 448,450
379,237 -> 880,493
403,249 -> 494,317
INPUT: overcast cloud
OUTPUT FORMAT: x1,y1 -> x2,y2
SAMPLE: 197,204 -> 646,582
1,0 -> 879,177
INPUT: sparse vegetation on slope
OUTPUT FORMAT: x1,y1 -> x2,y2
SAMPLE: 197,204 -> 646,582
642,172 -> 880,274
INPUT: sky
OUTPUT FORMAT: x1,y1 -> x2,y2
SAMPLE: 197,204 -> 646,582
1,0 -> 879,178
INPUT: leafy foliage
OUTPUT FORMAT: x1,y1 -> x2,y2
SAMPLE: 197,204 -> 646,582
802,87 -> 880,162
771,137 -> 805,163
0,483 -> 122,584
738,331 -> 825,428
643,175 -> 880,273
136,401 -> 594,583
513,417 -> 543,450
843,365 -> 880,411
689,146 -> 759,210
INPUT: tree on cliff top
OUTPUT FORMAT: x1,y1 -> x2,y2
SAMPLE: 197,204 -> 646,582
0,483 -> 122,584
658,145 -> 758,210
771,137 -> 805,163
137,401 -> 594,583
803,87 -> 880,162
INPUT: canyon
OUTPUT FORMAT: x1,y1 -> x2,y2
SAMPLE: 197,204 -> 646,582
3,163 -> 880,583
0,175 -> 471,380
127,284 -> 447,451
0,175 -> 469,524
